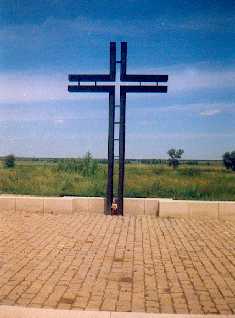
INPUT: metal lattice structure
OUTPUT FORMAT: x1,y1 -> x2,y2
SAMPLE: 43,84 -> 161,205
68,42 -> 168,215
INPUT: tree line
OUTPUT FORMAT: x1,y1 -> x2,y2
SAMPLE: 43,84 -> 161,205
2,150 -> 235,171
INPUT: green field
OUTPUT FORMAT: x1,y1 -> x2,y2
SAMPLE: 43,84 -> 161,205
0,158 -> 235,201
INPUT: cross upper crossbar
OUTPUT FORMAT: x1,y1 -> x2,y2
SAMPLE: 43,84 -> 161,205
68,42 -> 168,92
68,42 -> 168,215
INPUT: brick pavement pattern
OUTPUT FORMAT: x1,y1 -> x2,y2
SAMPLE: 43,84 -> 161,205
0,211 -> 234,314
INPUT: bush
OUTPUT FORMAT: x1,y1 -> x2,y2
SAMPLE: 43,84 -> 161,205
186,160 -> 198,165
57,152 -> 98,177
4,154 -> 16,168
152,166 -> 166,175
59,177 -> 75,196
178,167 -> 201,177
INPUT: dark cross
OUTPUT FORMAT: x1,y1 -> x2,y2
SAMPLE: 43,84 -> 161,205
68,42 -> 168,215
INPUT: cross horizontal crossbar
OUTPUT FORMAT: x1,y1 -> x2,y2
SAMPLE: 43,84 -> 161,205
68,85 -> 114,93
69,74 -> 112,82
68,85 -> 167,93
121,86 -> 167,93
69,74 -> 168,83
121,74 -> 168,82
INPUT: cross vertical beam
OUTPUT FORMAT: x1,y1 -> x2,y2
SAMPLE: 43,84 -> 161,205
118,88 -> 126,216
106,88 -> 115,214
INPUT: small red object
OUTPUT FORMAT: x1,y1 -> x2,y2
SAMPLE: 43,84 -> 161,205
111,199 -> 118,215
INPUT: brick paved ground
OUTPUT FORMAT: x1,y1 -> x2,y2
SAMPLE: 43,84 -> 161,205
0,211 -> 234,314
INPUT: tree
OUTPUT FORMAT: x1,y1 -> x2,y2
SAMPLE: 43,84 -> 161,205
4,154 -> 16,168
167,148 -> 184,169
223,152 -> 232,170
223,151 -> 235,171
231,151 -> 235,171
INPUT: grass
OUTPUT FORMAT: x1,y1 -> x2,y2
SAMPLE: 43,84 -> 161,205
0,160 -> 235,200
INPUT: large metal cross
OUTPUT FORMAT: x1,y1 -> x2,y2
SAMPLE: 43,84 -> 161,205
68,42 -> 168,215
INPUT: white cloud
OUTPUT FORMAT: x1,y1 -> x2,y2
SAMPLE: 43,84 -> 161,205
54,118 -> 64,124
130,102 -> 235,118
1,63 -> 235,104
0,102 -> 107,124
199,109 -> 222,116
163,102 -> 235,116
0,72 -> 105,103
170,67 -> 235,93
143,63 -> 235,94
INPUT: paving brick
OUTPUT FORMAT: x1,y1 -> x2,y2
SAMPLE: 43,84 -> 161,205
0,211 -> 235,314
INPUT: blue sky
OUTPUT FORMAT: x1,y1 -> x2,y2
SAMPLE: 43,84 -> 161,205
0,0 -> 235,159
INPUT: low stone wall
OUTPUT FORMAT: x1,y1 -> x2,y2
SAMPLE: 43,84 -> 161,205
0,195 -> 234,220
159,200 -> 235,220
0,196 -> 162,216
